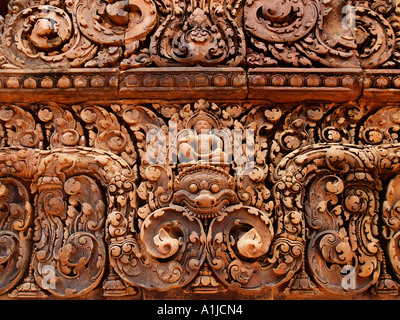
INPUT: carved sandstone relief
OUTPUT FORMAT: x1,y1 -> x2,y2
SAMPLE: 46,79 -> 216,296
0,177 -> 33,295
243,0 -> 400,70
2,0 -> 400,70
244,0 -> 359,68
351,0 -> 400,69
0,101 -> 398,298
0,0 -> 158,69
2,0 -> 400,303
108,100 -> 300,292
0,147 -> 136,298
0,0 -> 245,69
149,0 -> 245,66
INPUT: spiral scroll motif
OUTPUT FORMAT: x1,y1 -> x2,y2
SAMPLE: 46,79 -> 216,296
305,175 -> 381,294
110,206 -> 206,290
33,175 -> 106,297
353,2 -> 396,68
245,0 -> 318,43
1,5 -> 97,68
0,178 -> 32,295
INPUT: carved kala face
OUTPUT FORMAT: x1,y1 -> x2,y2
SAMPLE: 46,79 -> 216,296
173,169 -> 238,218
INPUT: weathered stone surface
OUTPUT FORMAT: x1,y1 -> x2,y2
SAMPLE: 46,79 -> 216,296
1,0 -> 400,301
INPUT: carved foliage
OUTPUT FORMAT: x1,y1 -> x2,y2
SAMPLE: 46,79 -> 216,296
207,206 -> 278,288
0,0 -> 248,68
4,0 -> 400,68
1,3 -> 98,68
0,145 -> 135,297
32,174 -> 106,296
150,0 -> 246,66
4,0 -> 400,69
109,206 -> 206,290
75,0 -> 157,68
38,104 -> 85,149
1,101 -> 400,297
0,104 -> 43,148
0,178 -> 32,295
244,0 -> 359,67
305,173 -> 381,294
352,0 -> 400,68
382,175 -> 400,281
0,0 -> 158,68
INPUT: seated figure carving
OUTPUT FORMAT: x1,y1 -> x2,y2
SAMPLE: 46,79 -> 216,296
177,111 -> 228,164
174,110 -> 235,218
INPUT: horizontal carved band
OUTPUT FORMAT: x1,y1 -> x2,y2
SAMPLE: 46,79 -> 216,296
2,67 -> 400,103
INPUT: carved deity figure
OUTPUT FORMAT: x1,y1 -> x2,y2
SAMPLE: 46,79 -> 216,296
177,111 -> 228,164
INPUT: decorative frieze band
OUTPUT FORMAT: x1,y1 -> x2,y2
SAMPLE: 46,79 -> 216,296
1,0 -> 400,70
2,67 -> 400,103
0,100 -> 398,298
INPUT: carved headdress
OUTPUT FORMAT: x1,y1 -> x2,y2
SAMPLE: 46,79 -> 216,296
185,110 -> 219,130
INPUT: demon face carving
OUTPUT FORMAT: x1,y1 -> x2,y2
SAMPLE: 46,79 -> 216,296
173,164 -> 238,218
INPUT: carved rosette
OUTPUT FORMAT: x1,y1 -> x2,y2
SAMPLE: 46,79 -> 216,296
1,3 -> 97,68
0,144 -> 136,297
244,0 -> 359,67
207,206 -> 277,288
75,0 -> 157,68
109,206 -> 206,290
0,0 -> 158,69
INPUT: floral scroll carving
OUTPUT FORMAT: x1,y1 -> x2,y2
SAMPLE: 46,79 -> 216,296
0,101 -> 400,297
1,3 -> 97,68
0,0 -> 158,69
0,0 -> 246,68
32,173 -> 107,297
149,0 -> 245,67
383,175 -> 400,283
2,0 -> 400,69
304,160 -> 381,294
351,0 -> 400,68
244,0 -> 359,67
0,145 -> 136,298
0,178 -> 32,295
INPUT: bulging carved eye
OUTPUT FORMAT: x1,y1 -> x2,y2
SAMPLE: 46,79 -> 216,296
210,184 -> 220,193
189,183 -> 198,193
